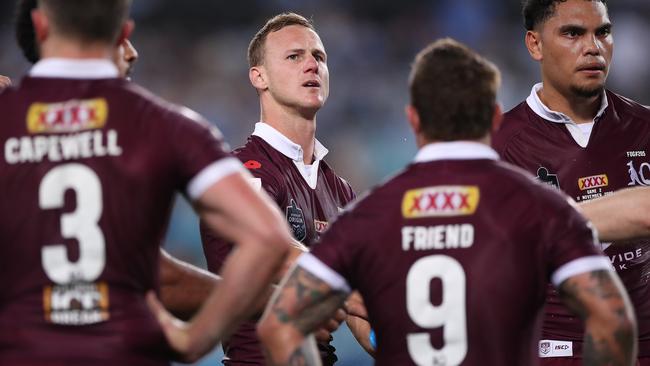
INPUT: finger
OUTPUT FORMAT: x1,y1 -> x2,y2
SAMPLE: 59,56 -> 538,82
314,328 -> 332,343
334,308 -> 347,323
323,318 -> 342,333
0,76 -> 11,89
345,301 -> 368,319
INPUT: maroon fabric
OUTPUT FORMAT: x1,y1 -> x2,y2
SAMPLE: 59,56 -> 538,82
201,135 -> 354,365
0,76 -> 232,365
494,90 -> 650,356
541,357 -> 650,366
312,158 -> 604,366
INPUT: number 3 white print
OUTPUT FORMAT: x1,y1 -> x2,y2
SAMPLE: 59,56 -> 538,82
406,255 -> 467,366
39,164 -> 105,284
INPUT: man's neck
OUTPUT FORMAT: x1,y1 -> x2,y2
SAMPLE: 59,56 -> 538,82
260,104 -> 317,164
538,82 -> 602,124
39,36 -> 113,60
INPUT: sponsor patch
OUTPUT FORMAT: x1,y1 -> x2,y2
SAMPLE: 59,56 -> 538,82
627,160 -> 650,186
578,174 -> 608,190
286,199 -> 306,241
539,341 -> 551,355
43,281 -> 109,326
536,167 -> 560,189
538,340 -> 573,358
27,98 -> 108,134
402,186 -> 479,218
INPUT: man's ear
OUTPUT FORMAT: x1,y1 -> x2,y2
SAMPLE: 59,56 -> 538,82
405,104 -> 421,135
492,104 -> 503,133
525,30 -> 543,61
249,66 -> 268,91
116,19 -> 135,46
31,8 -> 49,43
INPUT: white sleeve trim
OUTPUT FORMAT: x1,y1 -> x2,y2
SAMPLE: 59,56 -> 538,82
297,253 -> 351,293
551,255 -> 613,287
187,157 -> 245,200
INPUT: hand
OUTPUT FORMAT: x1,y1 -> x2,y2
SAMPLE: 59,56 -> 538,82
345,292 -> 368,320
146,291 -> 200,363
314,307 -> 346,342
0,75 -> 11,90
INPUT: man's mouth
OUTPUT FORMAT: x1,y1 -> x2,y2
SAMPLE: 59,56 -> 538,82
302,80 -> 321,88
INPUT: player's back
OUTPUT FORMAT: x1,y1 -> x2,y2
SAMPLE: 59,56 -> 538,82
315,144 -> 601,365
0,63 -> 229,365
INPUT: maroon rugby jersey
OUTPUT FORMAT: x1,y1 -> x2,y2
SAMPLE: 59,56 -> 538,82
493,85 -> 650,357
0,59 -> 241,365
304,142 -> 610,366
201,123 -> 355,365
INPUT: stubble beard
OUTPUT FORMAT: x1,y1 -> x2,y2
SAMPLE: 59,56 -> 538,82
570,82 -> 605,99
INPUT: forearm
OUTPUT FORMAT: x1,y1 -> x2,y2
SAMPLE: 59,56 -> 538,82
159,250 -> 220,320
186,241 -> 286,359
583,317 -> 636,366
560,270 -> 637,366
579,187 -> 650,242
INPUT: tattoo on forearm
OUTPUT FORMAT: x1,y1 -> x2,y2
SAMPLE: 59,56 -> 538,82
272,266 -> 347,335
268,335 -> 322,366
559,270 -> 635,366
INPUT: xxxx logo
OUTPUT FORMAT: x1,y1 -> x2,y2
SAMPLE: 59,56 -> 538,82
578,174 -> 608,191
27,98 -> 108,134
402,185 -> 479,218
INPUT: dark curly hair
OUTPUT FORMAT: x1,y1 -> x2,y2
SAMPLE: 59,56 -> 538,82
522,0 -> 608,30
15,0 -> 39,63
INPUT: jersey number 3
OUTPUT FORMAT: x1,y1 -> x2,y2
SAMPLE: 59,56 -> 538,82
39,163 -> 106,284
406,255 -> 467,365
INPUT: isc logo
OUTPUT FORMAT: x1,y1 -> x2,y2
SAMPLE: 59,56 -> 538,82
27,98 -> 108,134
402,185 -> 480,218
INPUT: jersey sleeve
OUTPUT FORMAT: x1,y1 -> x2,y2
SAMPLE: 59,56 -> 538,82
539,191 -> 612,287
306,208 -> 364,291
160,106 -> 244,200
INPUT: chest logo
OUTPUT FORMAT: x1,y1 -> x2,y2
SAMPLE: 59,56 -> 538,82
402,185 -> 479,218
536,167 -> 560,189
286,199 -> 307,242
578,174 -> 608,191
244,160 -> 262,169
627,161 -> 650,186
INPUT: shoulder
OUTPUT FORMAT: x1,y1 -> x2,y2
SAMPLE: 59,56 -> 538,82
494,160 -> 575,213
320,160 -> 356,198
607,90 -> 650,120
128,83 -> 227,141
492,101 -> 531,153
233,137 -> 286,190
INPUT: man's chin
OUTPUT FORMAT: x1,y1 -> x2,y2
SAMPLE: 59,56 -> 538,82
570,83 -> 605,99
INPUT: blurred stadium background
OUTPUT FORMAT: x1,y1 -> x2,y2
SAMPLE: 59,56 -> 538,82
1,1 -> 649,365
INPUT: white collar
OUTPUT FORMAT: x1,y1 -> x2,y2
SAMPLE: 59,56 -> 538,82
29,58 -> 119,79
414,141 -> 499,163
526,82 -> 608,125
252,122 -> 329,163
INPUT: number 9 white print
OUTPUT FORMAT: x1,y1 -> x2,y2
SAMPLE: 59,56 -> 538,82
407,255 -> 467,365
39,163 -> 106,284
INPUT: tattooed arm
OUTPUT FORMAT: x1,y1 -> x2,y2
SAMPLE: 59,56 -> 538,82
558,270 -> 637,366
258,264 -> 349,365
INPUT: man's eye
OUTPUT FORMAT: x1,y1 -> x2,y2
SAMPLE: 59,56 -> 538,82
287,54 -> 298,60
